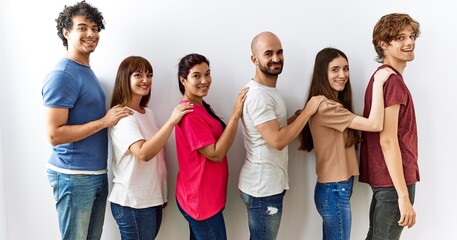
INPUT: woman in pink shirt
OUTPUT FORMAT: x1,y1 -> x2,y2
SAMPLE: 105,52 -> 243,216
174,53 -> 248,240
299,48 -> 394,240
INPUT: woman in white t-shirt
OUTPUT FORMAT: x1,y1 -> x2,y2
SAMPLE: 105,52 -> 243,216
298,48 -> 394,240
109,56 -> 193,239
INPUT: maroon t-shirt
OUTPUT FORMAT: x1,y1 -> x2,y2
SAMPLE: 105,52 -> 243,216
359,65 -> 420,187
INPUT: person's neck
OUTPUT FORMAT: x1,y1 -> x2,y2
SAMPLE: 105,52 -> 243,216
383,58 -> 407,75
127,97 -> 145,113
252,71 -> 278,88
183,95 -> 203,106
66,51 -> 90,66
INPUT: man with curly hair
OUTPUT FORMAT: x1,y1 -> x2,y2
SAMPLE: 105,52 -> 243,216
42,1 -> 132,239
359,13 -> 421,240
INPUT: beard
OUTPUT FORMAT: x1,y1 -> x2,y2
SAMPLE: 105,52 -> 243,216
259,61 -> 283,76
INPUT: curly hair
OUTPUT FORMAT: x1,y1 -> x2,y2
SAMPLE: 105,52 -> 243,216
372,13 -> 420,63
55,1 -> 105,49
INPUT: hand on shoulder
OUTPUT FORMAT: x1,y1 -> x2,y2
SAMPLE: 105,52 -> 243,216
374,67 -> 396,85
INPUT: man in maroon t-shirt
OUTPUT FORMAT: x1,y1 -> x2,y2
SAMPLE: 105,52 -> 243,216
359,13 -> 421,240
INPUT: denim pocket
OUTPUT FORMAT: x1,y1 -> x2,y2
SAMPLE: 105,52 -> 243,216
314,183 -> 330,209
240,191 -> 253,208
110,202 -> 125,220
373,187 -> 398,203
47,171 -> 60,201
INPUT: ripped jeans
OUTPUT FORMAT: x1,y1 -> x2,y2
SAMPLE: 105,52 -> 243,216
240,190 -> 285,240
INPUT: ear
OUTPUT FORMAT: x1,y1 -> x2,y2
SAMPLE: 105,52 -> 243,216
179,76 -> 186,84
379,40 -> 389,50
62,28 -> 70,39
250,54 -> 257,65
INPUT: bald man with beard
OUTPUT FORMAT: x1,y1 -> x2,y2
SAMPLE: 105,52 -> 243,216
238,31 -> 324,240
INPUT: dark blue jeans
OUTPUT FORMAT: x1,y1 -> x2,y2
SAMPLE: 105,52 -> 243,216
365,184 -> 416,240
177,200 -> 227,240
240,190 -> 285,240
47,169 -> 108,240
111,202 -> 162,240
314,176 -> 354,240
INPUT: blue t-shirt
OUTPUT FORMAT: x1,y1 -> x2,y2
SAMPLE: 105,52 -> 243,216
42,58 -> 108,170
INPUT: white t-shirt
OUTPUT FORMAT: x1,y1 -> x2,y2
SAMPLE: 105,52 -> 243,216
109,108 -> 167,208
238,80 -> 289,197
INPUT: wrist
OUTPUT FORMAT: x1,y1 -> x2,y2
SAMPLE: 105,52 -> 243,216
294,109 -> 302,117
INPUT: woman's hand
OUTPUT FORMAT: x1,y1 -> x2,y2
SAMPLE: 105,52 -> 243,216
232,87 -> 249,118
374,67 -> 396,85
169,102 -> 194,125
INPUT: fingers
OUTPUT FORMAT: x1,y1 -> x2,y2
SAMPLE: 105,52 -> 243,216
176,102 -> 194,113
111,105 -> 133,115
398,213 -> 416,228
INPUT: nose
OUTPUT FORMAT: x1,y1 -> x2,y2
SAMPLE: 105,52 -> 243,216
406,36 -> 415,45
141,75 -> 152,83
201,76 -> 211,84
86,28 -> 96,37
338,69 -> 348,79
272,54 -> 280,63
338,69 -> 345,77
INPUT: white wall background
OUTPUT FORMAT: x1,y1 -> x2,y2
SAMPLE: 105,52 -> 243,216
1,0 -> 456,239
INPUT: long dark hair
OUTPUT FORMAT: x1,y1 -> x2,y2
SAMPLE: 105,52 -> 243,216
111,56 -> 152,108
299,48 -> 360,151
177,53 -> 226,129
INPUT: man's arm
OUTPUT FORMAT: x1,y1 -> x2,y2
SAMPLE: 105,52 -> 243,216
256,95 -> 324,151
45,105 -> 132,146
380,104 -> 416,228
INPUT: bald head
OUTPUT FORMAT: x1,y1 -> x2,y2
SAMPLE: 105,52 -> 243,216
251,31 -> 282,55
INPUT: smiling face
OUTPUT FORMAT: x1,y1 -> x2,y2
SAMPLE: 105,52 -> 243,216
252,33 -> 284,77
181,62 -> 211,104
327,56 -> 349,93
381,25 -> 417,67
63,15 -> 100,59
130,70 -> 152,99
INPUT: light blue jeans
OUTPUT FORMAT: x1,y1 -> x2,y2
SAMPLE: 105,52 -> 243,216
47,169 -> 108,240
240,190 -> 285,240
365,184 -> 416,240
314,176 -> 354,240
111,202 -> 162,240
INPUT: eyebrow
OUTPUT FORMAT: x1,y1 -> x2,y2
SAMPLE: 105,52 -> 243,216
75,22 -> 98,28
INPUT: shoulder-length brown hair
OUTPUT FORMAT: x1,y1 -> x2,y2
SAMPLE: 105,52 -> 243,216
299,48 -> 360,152
111,56 -> 153,108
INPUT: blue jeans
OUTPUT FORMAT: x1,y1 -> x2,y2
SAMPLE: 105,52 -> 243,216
47,169 -> 108,240
177,200 -> 227,240
111,202 -> 162,240
240,190 -> 285,240
365,184 -> 416,240
314,177 -> 354,240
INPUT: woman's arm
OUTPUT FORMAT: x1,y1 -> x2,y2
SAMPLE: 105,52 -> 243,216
129,102 -> 193,161
348,67 -> 394,131
198,88 -> 248,162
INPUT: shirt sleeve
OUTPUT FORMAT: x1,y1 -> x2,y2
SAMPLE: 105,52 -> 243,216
42,71 -> 81,108
245,90 -> 277,126
384,74 -> 408,107
180,113 -> 216,152
317,100 -> 357,132
109,115 -> 145,155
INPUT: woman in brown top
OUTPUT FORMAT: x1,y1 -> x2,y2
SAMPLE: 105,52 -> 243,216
298,47 -> 394,240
